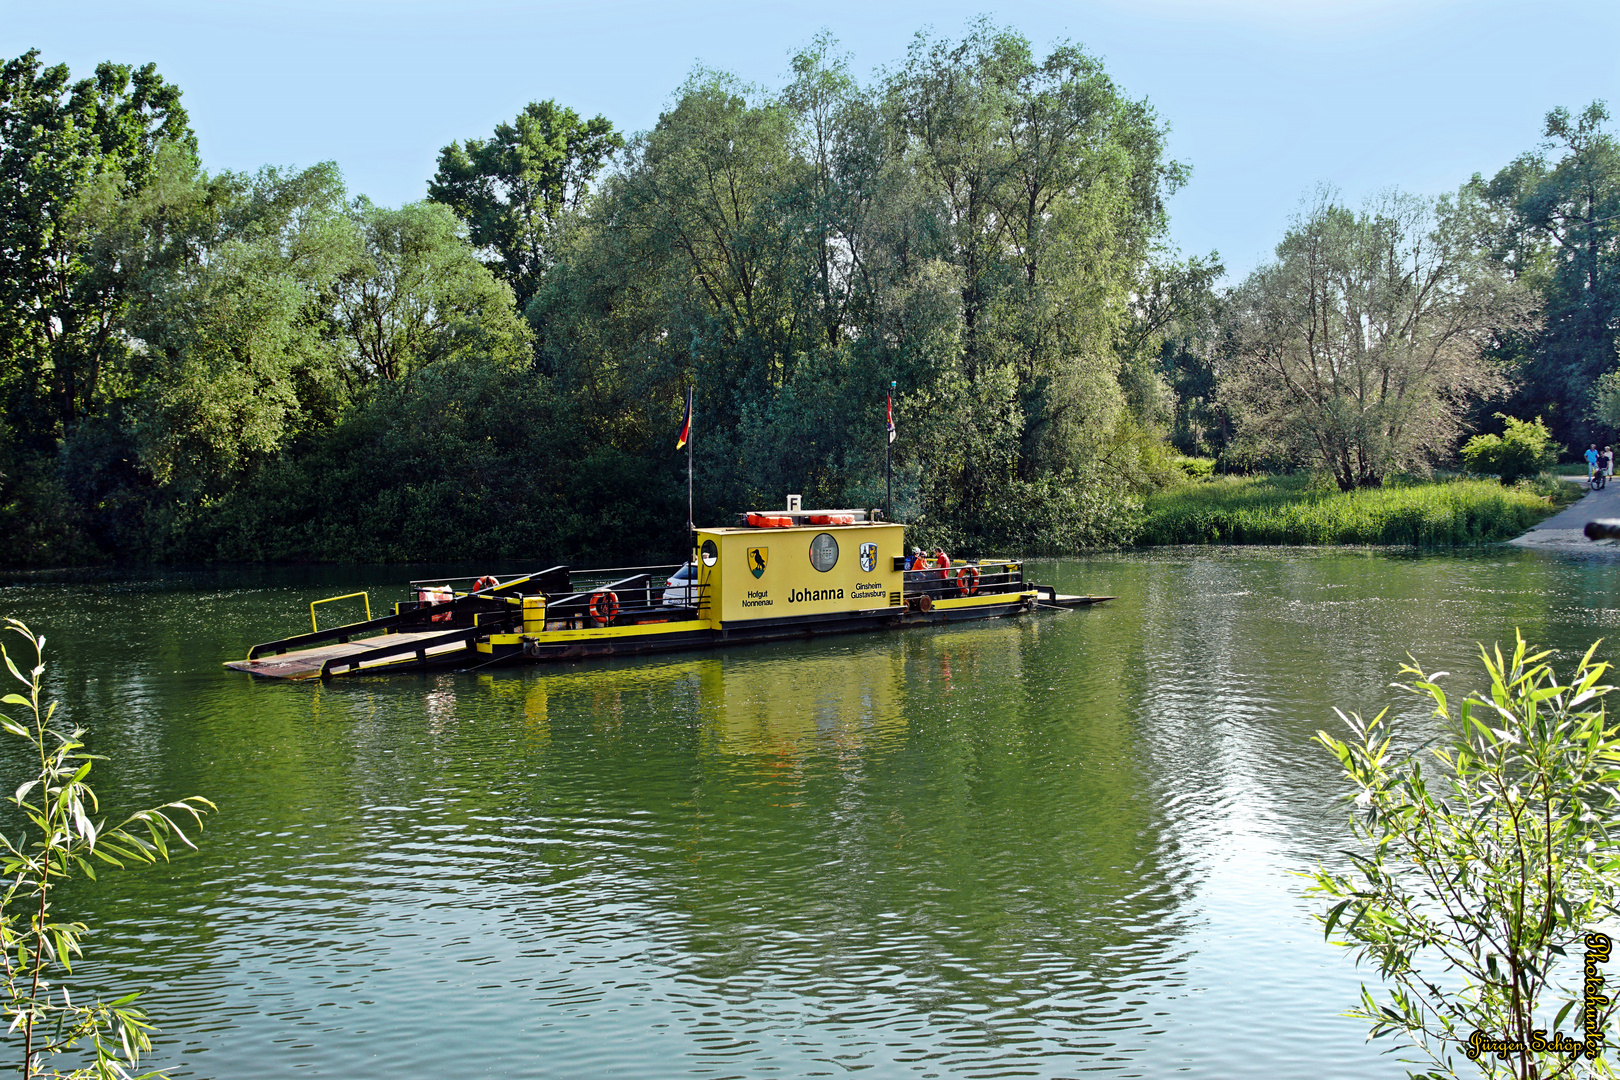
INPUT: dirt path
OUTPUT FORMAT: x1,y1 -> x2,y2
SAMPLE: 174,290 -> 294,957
1508,476 -> 1620,554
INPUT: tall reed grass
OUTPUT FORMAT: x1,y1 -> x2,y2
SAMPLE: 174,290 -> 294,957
1138,475 -> 1566,547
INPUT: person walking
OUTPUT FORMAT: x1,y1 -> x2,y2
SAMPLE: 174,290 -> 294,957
1587,444 -> 1600,481
1604,446 -> 1614,487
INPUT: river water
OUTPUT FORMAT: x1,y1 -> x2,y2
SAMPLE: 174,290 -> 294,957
0,547 -> 1615,1078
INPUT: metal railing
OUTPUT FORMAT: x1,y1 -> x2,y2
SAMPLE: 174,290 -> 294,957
310,591 -> 371,632
903,561 -> 1024,600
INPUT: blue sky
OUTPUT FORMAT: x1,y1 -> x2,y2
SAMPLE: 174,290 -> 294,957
4,0 -> 1617,280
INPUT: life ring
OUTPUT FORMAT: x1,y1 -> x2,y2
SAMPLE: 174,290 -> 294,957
955,565 -> 980,596
590,590 -> 619,626
472,575 -> 500,593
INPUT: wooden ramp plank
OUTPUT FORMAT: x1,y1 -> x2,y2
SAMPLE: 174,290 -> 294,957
225,630 -> 462,680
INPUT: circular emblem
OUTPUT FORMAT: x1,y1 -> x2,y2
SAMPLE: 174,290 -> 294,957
808,532 -> 839,573
700,539 -> 718,567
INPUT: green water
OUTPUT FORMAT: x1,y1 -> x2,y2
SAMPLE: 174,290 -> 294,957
1,548 -> 1616,1078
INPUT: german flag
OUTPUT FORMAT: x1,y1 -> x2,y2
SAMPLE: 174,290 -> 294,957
675,386 -> 693,450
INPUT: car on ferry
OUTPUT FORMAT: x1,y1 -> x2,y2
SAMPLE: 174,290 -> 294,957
659,562 -> 698,606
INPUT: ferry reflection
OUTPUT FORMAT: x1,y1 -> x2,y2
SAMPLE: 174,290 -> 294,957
479,644 -> 913,758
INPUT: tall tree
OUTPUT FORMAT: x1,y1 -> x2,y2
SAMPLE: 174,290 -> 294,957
1224,189 -> 1531,490
1474,101 -> 1620,445
129,162 -> 357,499
334,199 -> 531,387
0,49 -> 193,447
884,22 -> 1182,518
428,101 -> 623,313
1139,254 -> 1229,455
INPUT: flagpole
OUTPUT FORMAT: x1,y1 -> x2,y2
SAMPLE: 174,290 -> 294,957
886,381 -> 895,521
687,388 -> 695,552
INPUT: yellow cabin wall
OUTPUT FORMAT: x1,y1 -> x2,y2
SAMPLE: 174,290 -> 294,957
695,523 -> 905,625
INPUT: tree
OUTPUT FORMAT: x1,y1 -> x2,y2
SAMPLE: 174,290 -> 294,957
0,49 -> 193,448
883,21 -> 1183,524
333,199 -> 531,387
1224,189 -> 1532,490
1589,362 -> 1620,436
1,619 -> 211,1078
428,101 -> 622,312
1139,254 -> 1229,455
1310,635 -> 1620,1079
524,24 -> 1185,549
1474,102 -> 1620,449
129,161 -> 357,501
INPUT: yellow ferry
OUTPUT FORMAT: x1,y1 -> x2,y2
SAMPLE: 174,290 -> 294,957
226,503 -> 1112,680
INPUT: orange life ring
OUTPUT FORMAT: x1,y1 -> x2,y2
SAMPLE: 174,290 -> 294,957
955,565 -> 980,596
472,575 -> 500,593
590,590 -> 619,626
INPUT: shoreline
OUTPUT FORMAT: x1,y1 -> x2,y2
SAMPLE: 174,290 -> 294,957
1509,477 -> 1620,554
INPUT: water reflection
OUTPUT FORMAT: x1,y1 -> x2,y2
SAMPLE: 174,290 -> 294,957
3,549 -> 1613,1076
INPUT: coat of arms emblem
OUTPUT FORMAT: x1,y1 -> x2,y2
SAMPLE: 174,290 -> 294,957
859,542 -> 877,573
748,547 -> 768,578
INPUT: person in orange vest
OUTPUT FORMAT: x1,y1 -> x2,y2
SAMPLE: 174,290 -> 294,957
907,547 -> 929,571
933,547 -> 951,580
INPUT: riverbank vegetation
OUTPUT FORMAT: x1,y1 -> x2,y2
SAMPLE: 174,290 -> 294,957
1139,473 -> 1574,547
0,32 -> 1617,567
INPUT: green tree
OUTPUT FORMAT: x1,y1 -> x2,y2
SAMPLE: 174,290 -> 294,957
128,161 -> 356,504
884,21 -> 1183,525
532,24 -> 1185,547
532,66 -> 819,515
428,101 -> 622,312
1587,354 -> 1620,437
1138,253 -> 1229,456
1225,189 -> 1532,490
1475,103 -> 1620,449
1310,635 -> 1620,1079
0,49 -> 193,448
334,199 -> 531,387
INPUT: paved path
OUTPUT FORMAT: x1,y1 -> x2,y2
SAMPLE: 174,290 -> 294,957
1509,476 -> 1620,554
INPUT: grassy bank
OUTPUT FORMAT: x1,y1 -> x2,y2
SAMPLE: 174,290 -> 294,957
1139,474 -> 1573,547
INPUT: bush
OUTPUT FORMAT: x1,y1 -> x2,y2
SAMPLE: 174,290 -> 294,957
1460,414 -> 1559,485
1173,455 -> 1216,480
0,450 -> 103,569
192,361 -> 687,565
1310,636 -> 1620,1078
969,467 -> 1145,555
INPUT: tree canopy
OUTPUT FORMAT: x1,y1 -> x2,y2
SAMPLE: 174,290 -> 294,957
5,40 -> 1612,567
1473,101 -> 1620,448
428,100 -> 623,314
0,48 -> 193,448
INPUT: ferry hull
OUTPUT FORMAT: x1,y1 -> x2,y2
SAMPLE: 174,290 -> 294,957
226,594 -> 1052,679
